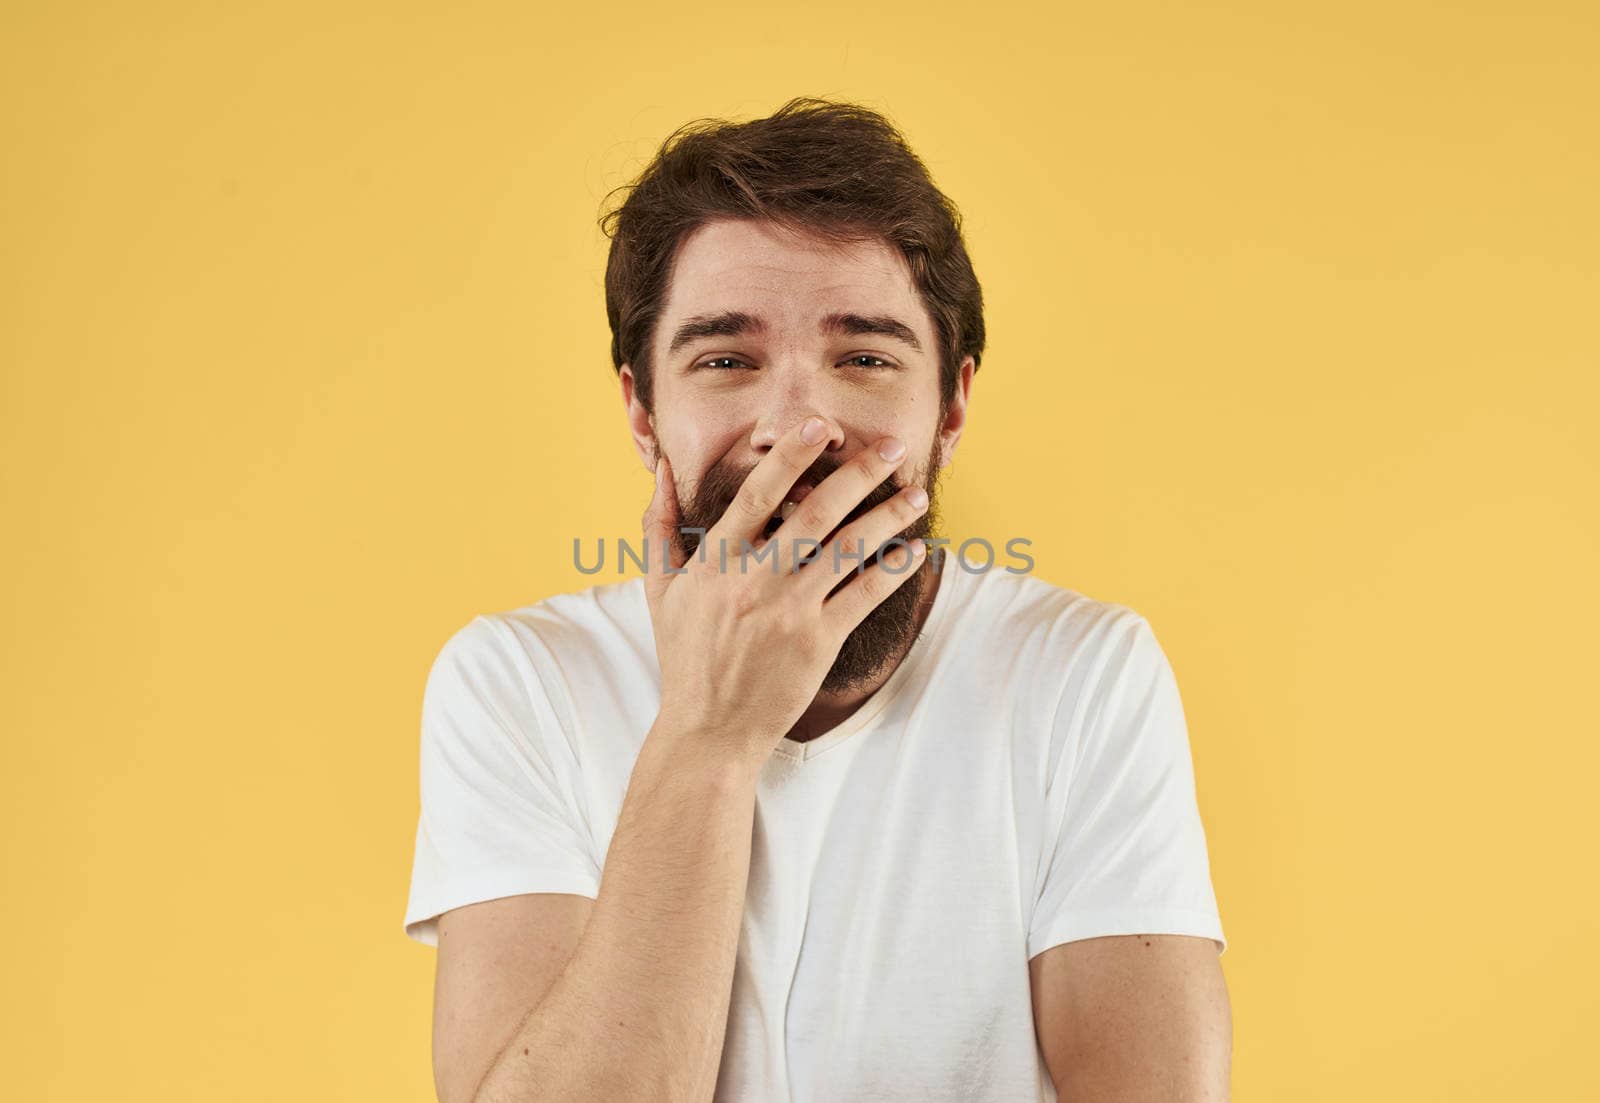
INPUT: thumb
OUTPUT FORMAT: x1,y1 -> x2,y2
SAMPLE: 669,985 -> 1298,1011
641,453 -> 686,602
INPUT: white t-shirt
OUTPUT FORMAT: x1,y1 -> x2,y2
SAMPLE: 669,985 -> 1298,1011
403,556 -> 1226,1101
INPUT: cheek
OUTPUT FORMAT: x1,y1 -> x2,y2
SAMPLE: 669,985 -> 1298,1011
855,393 -> 940,457
657,409 -> 747,483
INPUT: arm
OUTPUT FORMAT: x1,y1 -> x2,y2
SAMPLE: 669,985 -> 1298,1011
432,893 -> 593,1103
458,722 -> 762,1103
1026,611 -> 1230,1098
1030,934 -> 1231,1102
427,414 -> 928,1102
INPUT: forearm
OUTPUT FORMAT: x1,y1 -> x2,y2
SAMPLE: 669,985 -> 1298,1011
473,720 -> 761,1102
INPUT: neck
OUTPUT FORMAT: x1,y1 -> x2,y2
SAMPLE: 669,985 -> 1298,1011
784,558 -> 943,744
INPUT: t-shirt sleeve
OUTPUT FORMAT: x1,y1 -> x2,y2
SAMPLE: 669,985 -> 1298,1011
402,614 -> 603,947
1028,612 -> 1227,960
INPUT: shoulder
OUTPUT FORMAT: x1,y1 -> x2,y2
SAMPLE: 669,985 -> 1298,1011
424,578 -> 653,711
929,560 -> 1163,747
434,577 -> 651,671
942,558 -> 1150,677
495,577 -> 650,652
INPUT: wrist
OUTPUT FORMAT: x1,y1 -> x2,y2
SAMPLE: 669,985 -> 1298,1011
645,711 -> 771,785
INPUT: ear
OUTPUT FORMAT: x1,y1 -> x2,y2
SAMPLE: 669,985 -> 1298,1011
619,363 -> 659,473
935,355 -> 976,472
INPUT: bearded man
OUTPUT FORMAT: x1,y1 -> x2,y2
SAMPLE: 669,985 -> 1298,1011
403,96 -> 1231,1103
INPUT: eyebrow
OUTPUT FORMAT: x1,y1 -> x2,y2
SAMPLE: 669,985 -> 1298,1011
666,310 -> 925,357
823,311 -> 925,353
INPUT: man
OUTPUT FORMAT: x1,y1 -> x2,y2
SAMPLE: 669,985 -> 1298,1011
403,97 -> 1231,1102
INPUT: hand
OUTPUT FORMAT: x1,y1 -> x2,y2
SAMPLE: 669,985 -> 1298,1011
641,415 -> 930,766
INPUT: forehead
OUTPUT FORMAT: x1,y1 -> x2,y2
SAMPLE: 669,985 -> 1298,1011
657,218 -> 931,347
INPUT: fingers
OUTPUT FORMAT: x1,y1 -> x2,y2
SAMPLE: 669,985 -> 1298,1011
769,433 -> 912,576
796,482 -> 930,597
822,536 -> 928,636
641,453 -> 685,604
705,415 -> 835,550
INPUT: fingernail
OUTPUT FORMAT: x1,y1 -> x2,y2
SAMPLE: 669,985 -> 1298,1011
878,437 -> 906,462
801,416 -> 827,444
906,486 -> 928,509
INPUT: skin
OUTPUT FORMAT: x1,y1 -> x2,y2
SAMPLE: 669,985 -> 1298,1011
1030,934 -> 1233,1101
429,216 -> 1232,1101
620,216 -> 972,743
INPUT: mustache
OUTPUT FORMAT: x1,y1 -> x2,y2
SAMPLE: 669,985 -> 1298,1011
678,454 -> 907,546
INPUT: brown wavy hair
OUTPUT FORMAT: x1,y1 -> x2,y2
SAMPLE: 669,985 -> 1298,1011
598,96 -> 986,415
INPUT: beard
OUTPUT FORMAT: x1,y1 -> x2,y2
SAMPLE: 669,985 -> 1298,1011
671,432 -> 943,694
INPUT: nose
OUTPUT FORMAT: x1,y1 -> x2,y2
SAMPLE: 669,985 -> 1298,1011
749,411 -> 846,455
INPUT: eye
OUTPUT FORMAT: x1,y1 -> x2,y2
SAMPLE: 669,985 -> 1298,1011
698,356 -> 753,370
842,355 -> 894,369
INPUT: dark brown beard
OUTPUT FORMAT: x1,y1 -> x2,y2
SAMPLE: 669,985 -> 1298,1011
673,433 -> 943,693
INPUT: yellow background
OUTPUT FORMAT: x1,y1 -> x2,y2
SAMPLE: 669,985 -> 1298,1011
4,2 -> 1595,1099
